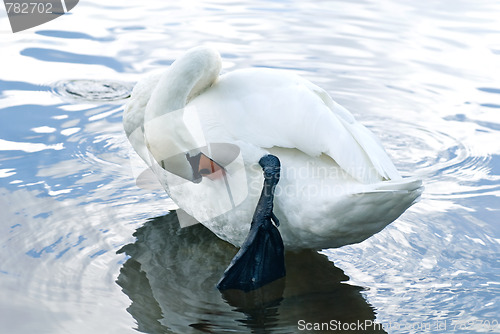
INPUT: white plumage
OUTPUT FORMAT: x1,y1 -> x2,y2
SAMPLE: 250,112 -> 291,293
123,46 -> 422,250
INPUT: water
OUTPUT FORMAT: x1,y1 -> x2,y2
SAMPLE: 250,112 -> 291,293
1,0 -> 499,333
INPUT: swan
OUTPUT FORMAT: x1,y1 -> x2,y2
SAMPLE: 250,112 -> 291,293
123,46 -> 422,290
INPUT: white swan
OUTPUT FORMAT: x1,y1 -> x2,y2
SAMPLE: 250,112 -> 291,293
123,46 -> 422,251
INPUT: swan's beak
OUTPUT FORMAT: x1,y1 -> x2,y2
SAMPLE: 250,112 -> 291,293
186,152 -> 226,183
198,153 -> 226,181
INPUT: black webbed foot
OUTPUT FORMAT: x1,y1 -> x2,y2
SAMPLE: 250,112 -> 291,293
217,155 -> 285,292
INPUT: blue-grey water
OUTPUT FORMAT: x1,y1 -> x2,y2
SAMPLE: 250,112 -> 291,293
1,1 -> 499,333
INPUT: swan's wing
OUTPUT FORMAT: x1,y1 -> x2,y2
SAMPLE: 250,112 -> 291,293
191,68 -> 400,184
304,81 -> 401,181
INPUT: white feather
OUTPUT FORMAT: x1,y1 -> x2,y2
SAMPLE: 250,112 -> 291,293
123,46 -> 422,250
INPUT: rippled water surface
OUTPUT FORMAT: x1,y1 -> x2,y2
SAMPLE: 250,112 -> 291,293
1,1 -> 499,333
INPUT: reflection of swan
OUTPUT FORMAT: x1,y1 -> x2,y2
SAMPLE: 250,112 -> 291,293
117,213 -> 387,334
123,46 -> 422,250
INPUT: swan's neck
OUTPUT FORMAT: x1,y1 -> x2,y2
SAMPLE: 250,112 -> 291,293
146,46 -> 222,118
141,47 -> 222,181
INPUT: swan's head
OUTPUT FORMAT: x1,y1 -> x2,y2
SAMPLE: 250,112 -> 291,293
141,46 -> 223,183
127,47 -> 250,222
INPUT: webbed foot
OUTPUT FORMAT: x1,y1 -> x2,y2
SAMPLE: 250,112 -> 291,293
217,155 -> 285,292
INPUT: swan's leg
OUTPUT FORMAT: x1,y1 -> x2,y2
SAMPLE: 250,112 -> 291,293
217,155 -> 285,292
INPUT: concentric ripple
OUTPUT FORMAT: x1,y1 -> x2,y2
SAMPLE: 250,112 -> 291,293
52,79 -> 133,102
1,0 -> 499,332
367,117 -> 493,198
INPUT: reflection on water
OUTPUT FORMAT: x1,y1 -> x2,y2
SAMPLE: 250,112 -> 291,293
1,0 -> 500,332
117,212 -> 385,334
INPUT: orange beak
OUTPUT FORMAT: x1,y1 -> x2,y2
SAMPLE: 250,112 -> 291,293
198,153 -> 225,181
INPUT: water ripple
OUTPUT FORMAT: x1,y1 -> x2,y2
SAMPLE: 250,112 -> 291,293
52,79 -> 133,102
1,0 -> 500,332
21,48 -> 130,72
